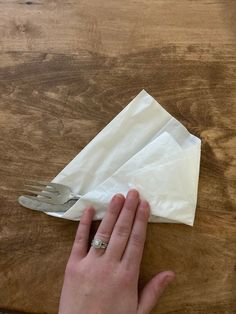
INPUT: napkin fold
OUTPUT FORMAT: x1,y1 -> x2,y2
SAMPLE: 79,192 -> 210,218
47,90 -> 201,226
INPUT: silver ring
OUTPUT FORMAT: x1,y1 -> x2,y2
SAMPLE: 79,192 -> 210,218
91,238 -> 108,249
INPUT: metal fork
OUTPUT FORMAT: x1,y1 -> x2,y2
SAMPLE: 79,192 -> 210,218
23,180 -> 81,205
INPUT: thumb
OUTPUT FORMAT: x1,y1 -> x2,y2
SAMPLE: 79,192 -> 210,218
137,271 -> 175,314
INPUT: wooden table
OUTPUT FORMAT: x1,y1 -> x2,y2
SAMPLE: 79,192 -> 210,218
0,1 -> 235,313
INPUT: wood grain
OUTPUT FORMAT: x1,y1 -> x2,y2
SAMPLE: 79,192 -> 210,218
0,0 -> 236,313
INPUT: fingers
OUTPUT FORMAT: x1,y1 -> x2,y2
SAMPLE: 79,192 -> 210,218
69,190 -> 148,264
89,193 -> 125,257
122,200 -> 150,271
137,271 -> 175,314
106,189 -> 140,260
69,207 -> 95,261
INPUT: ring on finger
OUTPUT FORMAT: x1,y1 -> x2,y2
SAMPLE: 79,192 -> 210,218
91,238 -> 108,249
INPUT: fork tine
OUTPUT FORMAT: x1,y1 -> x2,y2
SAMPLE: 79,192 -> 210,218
21,195 -> 39,201
36,180 -> 53,186
25,184 -> 46,190
32,181 -> 61,192
38,191 -> 53,198
26,180 -> 50,185
29,180 -> 49,184
24,189 -> 42,195
26,180 -> 65,191
21,195 -> 50,202
46,182 -> 68,193
23,189 -> 53,199
25,184 -> 55,192
26,180 -> 56,190
35,182 -> 66,193
44,186 -> 58,193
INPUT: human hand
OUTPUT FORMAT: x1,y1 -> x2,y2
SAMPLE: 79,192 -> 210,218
58,190 -> 175,314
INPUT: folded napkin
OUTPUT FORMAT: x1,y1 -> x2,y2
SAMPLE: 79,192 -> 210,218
47,90 -> 201,226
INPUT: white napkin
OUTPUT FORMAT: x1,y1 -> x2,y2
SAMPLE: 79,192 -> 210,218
47,90 -> 201,226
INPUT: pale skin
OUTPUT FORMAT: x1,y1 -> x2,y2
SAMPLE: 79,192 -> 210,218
59,189 -> 175,314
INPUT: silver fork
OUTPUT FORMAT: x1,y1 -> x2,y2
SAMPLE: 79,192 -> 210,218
22,180 -> 81,205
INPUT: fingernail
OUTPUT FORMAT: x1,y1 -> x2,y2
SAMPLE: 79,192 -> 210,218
128,189 -> 139,198
139,200 -> 150,217
113,193 -> 124,201
141,200 -> 150,208
116,193 -> 125,199
84,207 -> 94,215
163,274 -> 175,286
